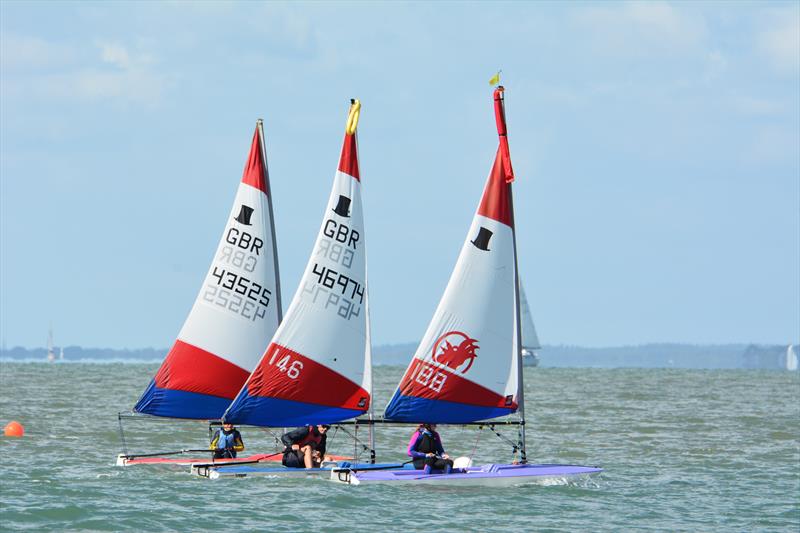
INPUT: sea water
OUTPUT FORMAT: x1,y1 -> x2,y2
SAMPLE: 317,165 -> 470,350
0,363 -> 798,532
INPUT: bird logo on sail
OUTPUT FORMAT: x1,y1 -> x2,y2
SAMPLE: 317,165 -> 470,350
432,331 -> 479,374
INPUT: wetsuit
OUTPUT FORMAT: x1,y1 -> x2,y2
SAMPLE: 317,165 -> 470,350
407,428 -> 454,473
281,426 -> 327,468
210,428 -> 244,459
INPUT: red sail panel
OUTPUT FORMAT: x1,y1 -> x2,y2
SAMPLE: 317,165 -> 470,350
246,343 -> 370,411
241,126 -> 269,194
397,359 -> 516,409
476,149 -> 512,227
154,340 -> 251,399
338,133 -> 360,181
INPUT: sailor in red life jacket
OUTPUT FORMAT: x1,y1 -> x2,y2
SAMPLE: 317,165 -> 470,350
210,422 -> 245,459
407,423 -> 454,474
280,425 -> 330,468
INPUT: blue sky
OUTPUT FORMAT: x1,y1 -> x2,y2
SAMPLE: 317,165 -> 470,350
1,1 -> 798,349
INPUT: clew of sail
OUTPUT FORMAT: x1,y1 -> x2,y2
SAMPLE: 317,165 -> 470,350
134,123 -> 282,419
384,88 -> 520,423
223,100 -> 371,427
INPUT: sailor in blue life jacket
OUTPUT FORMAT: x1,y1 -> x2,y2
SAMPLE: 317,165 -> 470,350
407,423 -> 454,474
281,425 -> 330,468
210,422 -> 245,459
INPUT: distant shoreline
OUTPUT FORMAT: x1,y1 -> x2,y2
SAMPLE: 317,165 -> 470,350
1,342 -> 796,370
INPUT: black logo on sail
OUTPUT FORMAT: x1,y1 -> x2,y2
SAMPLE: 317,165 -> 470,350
471,227 -> 493,251
234,205 -> 254,226
332,195 -> 351,218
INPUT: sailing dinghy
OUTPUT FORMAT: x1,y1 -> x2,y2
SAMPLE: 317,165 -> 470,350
117,121 -> 283,467
520,283 -> 542,367
333,86 -> 601,485
196,99 -> 382,479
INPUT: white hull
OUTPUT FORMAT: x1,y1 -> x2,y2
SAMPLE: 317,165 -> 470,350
521,350 -> 539,367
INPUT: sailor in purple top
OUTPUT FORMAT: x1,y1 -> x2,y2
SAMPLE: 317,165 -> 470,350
407,423 -> 454,474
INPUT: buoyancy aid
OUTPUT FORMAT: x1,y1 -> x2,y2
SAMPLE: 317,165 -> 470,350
297,426 -> 323,449
216,429 -> 236,450
416,430 -> 438,454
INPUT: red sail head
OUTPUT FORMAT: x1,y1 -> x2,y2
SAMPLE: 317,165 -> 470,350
242,125 -> 269,194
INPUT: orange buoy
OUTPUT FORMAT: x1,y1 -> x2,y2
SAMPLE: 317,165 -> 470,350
4,421 -> 24,437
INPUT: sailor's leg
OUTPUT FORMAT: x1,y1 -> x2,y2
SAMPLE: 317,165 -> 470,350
301,445 -> 314,468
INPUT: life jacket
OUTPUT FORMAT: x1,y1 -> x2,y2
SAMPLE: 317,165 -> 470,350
216,429 -> 236,450
297,426 -> 323,449
416,430 -> 438,454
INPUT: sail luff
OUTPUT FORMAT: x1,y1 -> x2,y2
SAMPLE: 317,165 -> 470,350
495,85 -> 526,461
508,181 -> 526,463
258,119 -> 283,324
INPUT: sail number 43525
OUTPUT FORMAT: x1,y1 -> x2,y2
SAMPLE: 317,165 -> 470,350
268,351 -> 303,379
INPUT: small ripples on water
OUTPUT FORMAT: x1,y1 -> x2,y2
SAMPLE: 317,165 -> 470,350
0,364 -> 798,531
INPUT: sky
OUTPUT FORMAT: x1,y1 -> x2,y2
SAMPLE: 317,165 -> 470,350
1,1 -> 798,350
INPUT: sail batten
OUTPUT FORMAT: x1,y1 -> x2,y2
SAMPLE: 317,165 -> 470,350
224,100 -> 371,427
134,124 -> 282,420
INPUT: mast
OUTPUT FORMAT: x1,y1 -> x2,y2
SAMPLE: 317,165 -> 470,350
495,85 -> 527,463
257,119 -> 283,324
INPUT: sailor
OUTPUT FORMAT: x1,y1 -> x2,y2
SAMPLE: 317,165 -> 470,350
210,422 -> 245,459
280,425 -> 330,468
407,423 -> 454,474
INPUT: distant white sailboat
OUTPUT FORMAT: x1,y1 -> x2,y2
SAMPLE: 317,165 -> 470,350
520,283 -> 541,367
59,347 -> 64,361
46,328 -> 56,363
786,344 -> 798,371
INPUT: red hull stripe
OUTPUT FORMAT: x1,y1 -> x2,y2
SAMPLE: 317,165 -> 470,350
397,359 -> 517,410
241,126 -> 269,194
476,148 -> 512,227
337,133 -> 360,181
154,340 -> 250,400
246,343 -> 370,411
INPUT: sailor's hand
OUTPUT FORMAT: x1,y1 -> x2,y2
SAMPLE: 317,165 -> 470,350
426,452 -> 434,457
292,444 -> 300,451
442,453 -> 450,459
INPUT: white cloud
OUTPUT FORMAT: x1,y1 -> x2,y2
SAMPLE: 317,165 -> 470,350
571,1 -> 707,57
0,33 -> 76,69
100,43 -> 131,70
1,36 -> 171,108
757,8 -> 800,74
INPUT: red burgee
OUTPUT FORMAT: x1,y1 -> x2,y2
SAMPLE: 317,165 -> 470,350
154,340 -> 251,399
493,87 -> 514,183
241,126 -> 269,194
476,148 -> 513,227
338,133 -> 360,181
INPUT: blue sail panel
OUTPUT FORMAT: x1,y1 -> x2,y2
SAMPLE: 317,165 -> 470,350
135,379 -> 234,420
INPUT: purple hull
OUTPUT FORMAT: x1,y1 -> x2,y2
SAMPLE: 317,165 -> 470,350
332,463 -> 602,486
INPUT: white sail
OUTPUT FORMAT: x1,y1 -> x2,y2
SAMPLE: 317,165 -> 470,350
787,344 -> 798,371
224,100 -> 371,427
134,122 -> 282,419
384,87 -> 521,423
519,283 -> 541,350
46,327 -> 55,363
